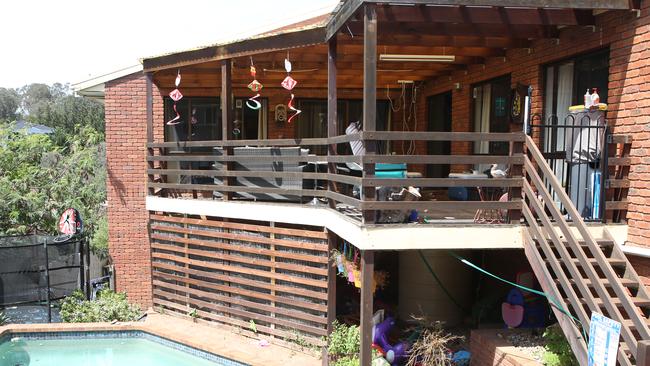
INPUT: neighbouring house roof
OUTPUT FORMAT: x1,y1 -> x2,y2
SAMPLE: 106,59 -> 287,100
72,64 -> 144,101
12,120 -> 54,135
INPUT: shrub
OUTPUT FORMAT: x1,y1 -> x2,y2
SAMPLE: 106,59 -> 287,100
60,289 -> 141,323
328,320 -> 360,366
542,324 -> 579,366
90,215 -> 108,258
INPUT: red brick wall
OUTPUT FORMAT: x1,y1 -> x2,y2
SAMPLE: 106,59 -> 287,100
105,73 -> 163,309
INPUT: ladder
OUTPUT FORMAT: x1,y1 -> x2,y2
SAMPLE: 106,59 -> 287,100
522,135 -> 650,366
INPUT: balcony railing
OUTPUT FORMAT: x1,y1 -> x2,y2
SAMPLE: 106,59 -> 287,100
146,131 -> 530,225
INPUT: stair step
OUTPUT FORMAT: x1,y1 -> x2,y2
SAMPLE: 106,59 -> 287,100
537,240 -> 615,248
545,257 -> 627,267
573,297 -> 650,308
622,319 -> 650,329
555,278 -> 639,290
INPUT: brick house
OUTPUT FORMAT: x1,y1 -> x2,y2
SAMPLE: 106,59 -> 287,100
87,1 -> 650,365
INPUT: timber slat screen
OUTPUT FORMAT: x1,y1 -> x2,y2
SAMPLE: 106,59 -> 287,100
150,214 -> 329,346
146,131 -> 528,224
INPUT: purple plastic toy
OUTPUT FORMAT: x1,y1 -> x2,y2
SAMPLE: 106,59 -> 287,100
372,317 -> 409,366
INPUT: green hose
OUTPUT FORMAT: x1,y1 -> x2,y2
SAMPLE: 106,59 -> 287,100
448,251 -> 588,343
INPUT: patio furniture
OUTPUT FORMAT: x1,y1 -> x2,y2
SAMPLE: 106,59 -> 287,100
212,146 -> 310,202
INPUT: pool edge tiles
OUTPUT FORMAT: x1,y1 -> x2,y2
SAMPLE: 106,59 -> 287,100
0,330 -> 250,366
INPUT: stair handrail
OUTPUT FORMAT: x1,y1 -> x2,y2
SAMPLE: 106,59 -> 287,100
524,135 -> 649,363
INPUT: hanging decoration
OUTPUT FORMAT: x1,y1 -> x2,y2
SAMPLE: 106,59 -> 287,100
281,56 -> 301,123
166,70 -> 183,125
329,242 -> 389,294
246,58 -> 263,110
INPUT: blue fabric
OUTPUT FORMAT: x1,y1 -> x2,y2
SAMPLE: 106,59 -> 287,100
375,170 -> 406,178
375,163 -> 407,171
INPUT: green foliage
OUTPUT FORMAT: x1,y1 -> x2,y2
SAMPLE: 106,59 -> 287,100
33,95 -> 105,137
188,308 -> 198,321
0,123 -> 106,242
542,324 -> 579,366
0,310 -> 9,326
60,289 -> 141,323
249,319 -> 257,334
328,321 -> 361,366
0,88 -> 20,121
90,215 -> 109,258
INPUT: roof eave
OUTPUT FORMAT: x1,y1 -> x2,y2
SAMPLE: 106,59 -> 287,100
325,0 -> 634,40
143,26 -> 328,73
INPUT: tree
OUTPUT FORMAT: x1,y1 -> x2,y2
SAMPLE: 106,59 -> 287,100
19,83 -> 53,116
0,124 -> 106,237
34,94 -> 105,135
0,88 -> 20,121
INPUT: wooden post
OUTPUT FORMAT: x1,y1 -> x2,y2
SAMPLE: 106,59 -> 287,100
323,230 -> 337,365
359,250 -> 374,366
509,139 -> 523,223
146,72 -> 156,196
221,60 -> 234,200
327,37 -> 338,209
362,3 -> 377,224
638,340 -> 650,366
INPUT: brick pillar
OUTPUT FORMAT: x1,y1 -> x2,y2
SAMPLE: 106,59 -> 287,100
105,72 -> 162,309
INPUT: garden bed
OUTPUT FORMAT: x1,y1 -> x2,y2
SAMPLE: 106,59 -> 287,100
470,328 -> 544,366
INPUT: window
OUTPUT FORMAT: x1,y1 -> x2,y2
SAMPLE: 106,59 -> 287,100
164,97 -> 221,142
544,49 -> 609,130
295,99 -> 391,154
472,75 -> 511,156
234,98 -> 268,140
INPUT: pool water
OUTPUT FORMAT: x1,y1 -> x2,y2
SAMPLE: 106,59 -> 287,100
0,337 -> 228,366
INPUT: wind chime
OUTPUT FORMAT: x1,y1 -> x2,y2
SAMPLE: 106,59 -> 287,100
281,55 -> 301,123
247,57 -> 263,110
166,70 -> 184,125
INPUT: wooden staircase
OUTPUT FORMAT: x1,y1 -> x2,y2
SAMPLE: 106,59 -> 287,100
521,135 -> 650,366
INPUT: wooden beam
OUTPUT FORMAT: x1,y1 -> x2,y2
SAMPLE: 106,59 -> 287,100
348,21 -> 557,39
359,250 -> 374,366
146,72 -> 153,143
375,5 -> 595,26
327,37 -> 338,210
324,230 -> 338,365
144,27 -> 326,72
221,59 -> 233,200
362,3 -> 377,225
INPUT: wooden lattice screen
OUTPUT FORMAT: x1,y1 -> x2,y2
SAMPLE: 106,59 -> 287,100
149,213 -> 329,346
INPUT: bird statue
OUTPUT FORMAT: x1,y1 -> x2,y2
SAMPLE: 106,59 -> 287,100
490,164 -> 508,179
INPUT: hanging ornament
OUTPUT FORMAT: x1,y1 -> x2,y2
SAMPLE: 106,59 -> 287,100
246,59 -> 263,110
166,69 -> 184,125
246,93 -> 262,110
287,93 -> 301,123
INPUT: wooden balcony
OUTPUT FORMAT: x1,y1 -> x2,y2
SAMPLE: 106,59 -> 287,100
147,131 -> 526,226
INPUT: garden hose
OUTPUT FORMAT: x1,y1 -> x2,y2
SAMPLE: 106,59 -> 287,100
448,251 -> 588,343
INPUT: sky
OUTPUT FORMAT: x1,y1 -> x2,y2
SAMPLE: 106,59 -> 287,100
0,0 -> 339,89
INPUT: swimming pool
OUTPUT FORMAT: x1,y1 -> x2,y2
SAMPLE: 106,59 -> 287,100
0,331 -> 247,366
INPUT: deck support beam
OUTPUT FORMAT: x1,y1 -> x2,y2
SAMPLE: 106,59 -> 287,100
324,230 -> 338,365
362,3 -> 377,224
360,249 -> 374,366
327,37 -> 338,209
221,60 -> 234,200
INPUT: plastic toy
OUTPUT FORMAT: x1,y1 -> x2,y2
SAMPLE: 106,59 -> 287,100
372,317 -> 409,366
